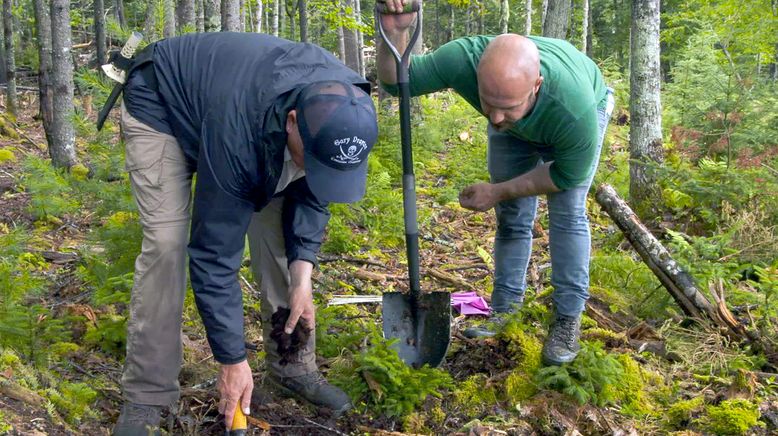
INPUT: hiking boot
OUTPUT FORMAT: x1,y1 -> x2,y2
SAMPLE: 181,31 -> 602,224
266,371 -> 352,416
542,313 -> 582,366
461,314 -> 504,339
113,402 -> 162,436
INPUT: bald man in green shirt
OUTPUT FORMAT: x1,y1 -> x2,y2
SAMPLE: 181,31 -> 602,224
377,2 -> 614,365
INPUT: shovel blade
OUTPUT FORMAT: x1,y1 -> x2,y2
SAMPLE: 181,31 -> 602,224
382,291 -> 451,368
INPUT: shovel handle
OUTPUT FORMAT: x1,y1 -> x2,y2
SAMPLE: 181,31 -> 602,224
375,0 -> 421,14
224,401 -> 247,435
375,2 -> 423,298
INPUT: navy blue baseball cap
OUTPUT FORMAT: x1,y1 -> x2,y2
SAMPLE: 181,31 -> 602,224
296,81 -> 378,203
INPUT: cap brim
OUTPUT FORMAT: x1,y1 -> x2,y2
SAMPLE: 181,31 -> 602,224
303,148 -> 368,203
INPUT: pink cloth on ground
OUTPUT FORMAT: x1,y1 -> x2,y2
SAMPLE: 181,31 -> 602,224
451,291 -> 491,316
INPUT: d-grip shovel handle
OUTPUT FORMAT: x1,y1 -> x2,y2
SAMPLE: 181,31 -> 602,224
375,2 -> 423,299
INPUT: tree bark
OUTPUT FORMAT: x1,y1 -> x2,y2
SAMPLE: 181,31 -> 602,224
144,0 -> 158,41
629,0 -> 663,206
33,0 -> 53,143
354,0 -> 363,76
271,0 -> 279,36
499,0 -> 509,34
541,0 -> 548,30
195,0 -> 204,32
447,3 -> 454,41
586,0 -> 593,57
525,0 -> 532,35
342,0 -> 358,72
0,15 -> 5,86
581,0 -> 589,53
94,0 -> 106,64
164,0 -> 176,37
204,0 -> 219,31
115,0 -> 127,29
178,0 -> 196,32
285,0 -> 296,39
543,0 -> 570,39
298,0 -> 307,41
2,0 -> 16,115
49,0 -> 76,168
337,16 -> 345,62
221,0 -> 240,31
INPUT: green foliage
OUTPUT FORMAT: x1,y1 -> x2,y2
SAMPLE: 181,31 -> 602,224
83,314 -> 127,358
0,409 -> 12,433
499,314 -> 544,402
331,333 -> 452,418
701,399 -> 763,435
589,252 -> 666,318
0,147 -> 16,163
535,342 -> 624,406
21,156 -> 79,220
46,381 -> 97,425
316,304 -> 381,358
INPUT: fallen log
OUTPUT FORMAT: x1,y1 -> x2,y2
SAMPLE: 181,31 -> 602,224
595,184 -> 777,365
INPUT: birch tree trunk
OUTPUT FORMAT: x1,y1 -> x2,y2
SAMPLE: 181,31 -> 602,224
115,0 -> 127,29
298,0 -> 307,41
525,0 -> 532,35
354,0 -> 363,76
254,0 -> 261,32
221,0 -> 240,31
164,0 -> 176,37
178,0 -> 196,32
586,1 -> 593,56
272,0 -> 278,36
50,0 -> 76,168
285,0 -> 296,39
204,0 -> 219,31
337,17 -> 345,62
0,17 -> 5,85
581,0 -> 589,53
95,0 -> 106,64
543,0 -> 570,39
541,0 -> 548,30
33,0 -> 53,140
2,0 -> 16,115
499,0 -> 509,34
240,0 -> 245,31
447,3 -> 454,41
629,0 -> 663,206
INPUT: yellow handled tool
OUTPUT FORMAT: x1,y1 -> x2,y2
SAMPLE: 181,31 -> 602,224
224,401 -> 247,436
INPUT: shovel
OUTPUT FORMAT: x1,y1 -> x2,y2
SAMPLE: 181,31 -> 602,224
375,1 -> 451,368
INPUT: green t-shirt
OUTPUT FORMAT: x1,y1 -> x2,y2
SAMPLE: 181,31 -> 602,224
383,35 -> 608,189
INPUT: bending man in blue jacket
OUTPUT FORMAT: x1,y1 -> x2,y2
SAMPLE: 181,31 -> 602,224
114,32 -> 378,435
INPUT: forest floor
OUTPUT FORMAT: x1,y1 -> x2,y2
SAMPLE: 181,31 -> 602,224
1,90 -> 777,436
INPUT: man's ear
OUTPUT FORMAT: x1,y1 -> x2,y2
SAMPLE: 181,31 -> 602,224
286,109 -> 298,133
534,76 -> 544,93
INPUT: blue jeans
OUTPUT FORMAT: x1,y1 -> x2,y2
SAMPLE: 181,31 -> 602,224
488,90 -> 615,317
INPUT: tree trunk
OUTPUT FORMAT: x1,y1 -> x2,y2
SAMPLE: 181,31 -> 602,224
580,0 -> 588,52
297,0 -> 306,41
499,0 -> 509,34
354,0 -> 363,76
543,0 -> 570,39
221,0 -> 240,31
271,0 -> 279,36
195,0 -> 205,32
447,3 -> 454,41
285,0 -> 296,40
115,0 -> 126,29
0,8 -> 5,86
94,0 -> 106,64
33,0 -> 53,143
541,0 -> 548,30
178,0 -> 195,32
337,16 -> 345,62
478,0 -> 484,34
464,2 -> 471,35
144,0 -> 158,41
50,0 -> 76,168
204,0 -> 219,31
240,0 -> 245,31
164,0 -> 176,37
2,0 -> 16,115
629,0 -> 663,206
525,0 -> 532,35
586,1 -> 593,57
343,0 -> 359,73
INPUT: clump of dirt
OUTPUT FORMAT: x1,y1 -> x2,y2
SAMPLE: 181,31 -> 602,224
269,307 -> 312,366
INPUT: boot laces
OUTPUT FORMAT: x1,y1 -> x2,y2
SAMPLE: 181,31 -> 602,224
550,315 -> 578,349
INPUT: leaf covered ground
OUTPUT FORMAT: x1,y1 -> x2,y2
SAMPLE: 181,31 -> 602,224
1,86 -> 777,435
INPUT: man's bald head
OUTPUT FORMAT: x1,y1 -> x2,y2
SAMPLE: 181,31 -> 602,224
477,34 -> 544,130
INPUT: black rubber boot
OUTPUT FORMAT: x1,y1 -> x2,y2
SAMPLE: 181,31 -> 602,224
541,313 -> 582,366
113,402 -> 162,436
266,371 -> 352,416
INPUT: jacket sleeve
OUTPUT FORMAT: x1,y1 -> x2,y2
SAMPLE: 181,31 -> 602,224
188,149 -> 254,365
280,178 -> 331,268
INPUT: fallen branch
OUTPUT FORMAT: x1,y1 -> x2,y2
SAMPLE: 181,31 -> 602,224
0,376 -> 45,406
426,267 -> 478,292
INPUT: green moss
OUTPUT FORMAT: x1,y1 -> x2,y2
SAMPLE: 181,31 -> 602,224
429,404 -> 446,426
402,412 -> 430,434
605,354 -> 653,416
452,374 -> 498,416
46,381 -> 97,425
500,320 -> 543,402
0,148 -> 16,163
667,396 -> 705,428
701,399 -> 763,435
70,164 -> 90,181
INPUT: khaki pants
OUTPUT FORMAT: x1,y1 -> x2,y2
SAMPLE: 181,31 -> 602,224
120,105 -> 316,407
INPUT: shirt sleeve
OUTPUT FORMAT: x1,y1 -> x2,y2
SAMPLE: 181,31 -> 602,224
379,39 -> 473,97
188,142 -> 254,365
548,105 -> 601,190
280,178 -> 331,267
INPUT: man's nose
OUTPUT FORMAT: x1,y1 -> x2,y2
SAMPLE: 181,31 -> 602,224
490,110 -> 505,125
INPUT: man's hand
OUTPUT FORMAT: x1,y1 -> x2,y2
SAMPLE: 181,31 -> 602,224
217,360 -> 253,428
459,183 -> 501,212
377,0 -> 416,32
285,260 -> 315,335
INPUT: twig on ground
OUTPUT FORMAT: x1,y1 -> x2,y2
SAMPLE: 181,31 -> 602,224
319,254 -> 385,268
301,417 -> 348,435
